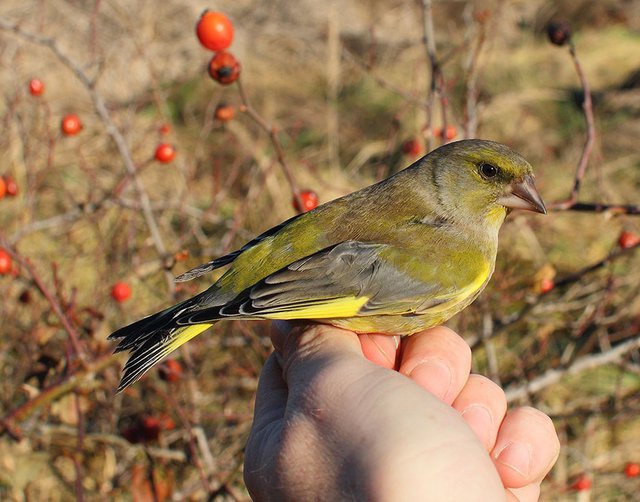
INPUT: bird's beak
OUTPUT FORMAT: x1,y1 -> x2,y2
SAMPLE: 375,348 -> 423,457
497,175 -> 547,214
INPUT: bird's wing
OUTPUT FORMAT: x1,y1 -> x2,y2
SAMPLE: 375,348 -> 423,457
174,213 -> 303,282
180,240 -> 481,324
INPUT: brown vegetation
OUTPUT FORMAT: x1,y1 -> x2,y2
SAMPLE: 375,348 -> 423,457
1,0 -> 639,500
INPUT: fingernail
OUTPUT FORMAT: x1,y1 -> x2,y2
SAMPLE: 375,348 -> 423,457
409,359 -> 452,401
460,404 -> 493,450
495,441 -> 532,477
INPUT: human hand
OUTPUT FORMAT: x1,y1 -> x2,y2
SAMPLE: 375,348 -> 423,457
244,323 -> 560,501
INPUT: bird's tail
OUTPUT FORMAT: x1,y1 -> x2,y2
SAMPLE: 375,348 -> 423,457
108,298 -> 214,392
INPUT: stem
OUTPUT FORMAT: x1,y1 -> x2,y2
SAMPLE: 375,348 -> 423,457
551,42 -> 596,210
235,78 -> 303,210
505,336 -> 640,402
0,18 -> 175,293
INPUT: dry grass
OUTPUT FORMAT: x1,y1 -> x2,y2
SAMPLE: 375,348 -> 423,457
1,0 -> 640,500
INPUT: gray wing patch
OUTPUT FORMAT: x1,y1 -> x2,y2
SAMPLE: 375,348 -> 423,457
175,213 -> 303,282
183,241 -> 439,323
247,241 -> 381,308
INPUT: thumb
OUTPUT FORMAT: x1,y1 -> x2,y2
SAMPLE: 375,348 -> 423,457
270,321 -> 365,391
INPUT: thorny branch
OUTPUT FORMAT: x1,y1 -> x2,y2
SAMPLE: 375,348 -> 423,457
545,38 -> 640,215
505,336 -> 640,402
0,17 -> 176,293
0,355 -> 113,440
551,41 -> 596,210
235,78 -> 305,211
468,238 -> 640,350
419,0 -> 449,149
0,242 -> 86,361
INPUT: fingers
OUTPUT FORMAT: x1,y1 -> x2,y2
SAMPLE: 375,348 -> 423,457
270,321 -> 364,393
506,484 -> 541,502
358,333 -> 400,369
492,407 -> 560,489
452,375 -> 507,451
398,326 -> 472,404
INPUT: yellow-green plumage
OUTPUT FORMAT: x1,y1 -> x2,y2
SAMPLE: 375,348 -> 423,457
109,139 -> 546,391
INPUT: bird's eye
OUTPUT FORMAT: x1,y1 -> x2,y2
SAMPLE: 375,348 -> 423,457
479,163 -> 498,178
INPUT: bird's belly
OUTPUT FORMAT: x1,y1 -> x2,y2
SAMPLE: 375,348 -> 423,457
318,288 -> 483,336
321,312 -> 449,336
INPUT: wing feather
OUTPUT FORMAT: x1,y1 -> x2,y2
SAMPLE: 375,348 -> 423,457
181,241 -> 446,324
175,214 -> 303,282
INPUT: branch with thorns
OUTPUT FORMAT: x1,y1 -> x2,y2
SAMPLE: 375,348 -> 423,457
548,25 -> 640,216
0,17 -> 176,293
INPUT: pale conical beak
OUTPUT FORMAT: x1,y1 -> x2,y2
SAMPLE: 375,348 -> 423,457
497,175 -> 547,214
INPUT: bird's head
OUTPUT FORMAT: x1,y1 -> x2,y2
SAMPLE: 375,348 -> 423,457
424,139 -> 546,229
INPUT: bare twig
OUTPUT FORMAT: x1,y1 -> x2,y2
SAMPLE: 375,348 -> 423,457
2,244 -> 86,360
419,0 -> 437,150
468,240 -> 640,348
551,201 -> 640,215
158,388 -> 212,495
145,450 -> 161,502
341,49 -> 429,108
38,424 -> 188,460
235,78 -> 304,210
553,241 -> 640,289
0,18 -> 175,293
505,336 -> 640,402
73,393 -> 86,502
551,41 -> 596,211
463,9 -> 488,139
419,0 -> 450,149
0,355 -> 112,439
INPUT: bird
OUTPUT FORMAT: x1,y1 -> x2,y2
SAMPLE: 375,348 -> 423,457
109,139 -> 546,391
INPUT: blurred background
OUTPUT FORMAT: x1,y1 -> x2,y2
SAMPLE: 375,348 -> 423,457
1,0 -> 640,500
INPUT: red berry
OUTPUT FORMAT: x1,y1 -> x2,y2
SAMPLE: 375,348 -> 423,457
61,114 -> 82,136
174,249 -> 189,263
120,425 -> 140,444
196,11 -> 234,51
122,415 -> 167,444
618,231 -> 640,249
159,414 -> 176,431
473,10 -> 490,24
431,125 -> 457,141
208,51 -> 241,85
547,21 -> 572,46
141,416 -> 161,441
111,282 -> 132,303
154,143 -> 176,163
293,190 -> 319,213
0,177 -> 5,200
159,123 -> 171,135
121,417 -> 161,444
0,249 -> 12,275
19,289 -> 32,304
29,79 -> 45,96
571,474 -> 592,491
540,278 -> 555,293
443,125 -> 457,140
158,359 -> 182,383
402,139 -> 422,157
625,462 -> 640,478
4,176 -> 18,197
214,103 -> 236,122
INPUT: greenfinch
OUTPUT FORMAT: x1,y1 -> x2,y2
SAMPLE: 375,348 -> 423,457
110,139 -> 545,391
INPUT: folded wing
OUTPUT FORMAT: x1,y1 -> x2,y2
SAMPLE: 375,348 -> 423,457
183,240 -> 450,324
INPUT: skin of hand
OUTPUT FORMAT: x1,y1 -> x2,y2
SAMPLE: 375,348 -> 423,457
244,323 -> 560,502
